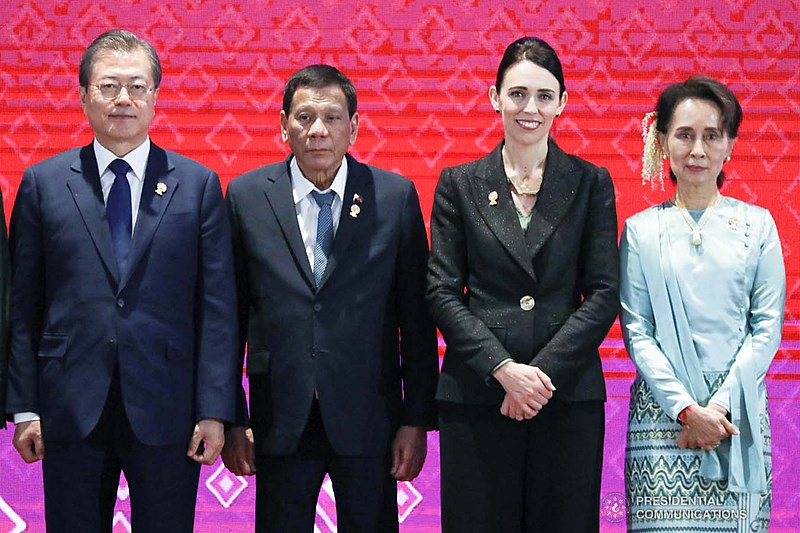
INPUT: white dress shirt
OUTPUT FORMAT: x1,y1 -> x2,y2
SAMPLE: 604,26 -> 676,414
290,155 -> 348,273
13,138 -> 150,425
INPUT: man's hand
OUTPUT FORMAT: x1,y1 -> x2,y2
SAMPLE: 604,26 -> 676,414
493,363 -> 556,421
221,426 -> 256,476
390,425 -> 427,481
676,404 -> 738,452
186,419 -> 225,465
13,420 -> 44,463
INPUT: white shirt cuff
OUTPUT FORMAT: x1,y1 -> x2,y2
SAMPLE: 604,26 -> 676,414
13,412 -> 40,424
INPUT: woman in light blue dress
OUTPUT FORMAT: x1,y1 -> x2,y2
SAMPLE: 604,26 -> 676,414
621,77 -> 785,532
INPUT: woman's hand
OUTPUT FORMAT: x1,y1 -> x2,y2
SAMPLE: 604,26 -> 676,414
493,363 -> 556,421
675,404 -> 738,451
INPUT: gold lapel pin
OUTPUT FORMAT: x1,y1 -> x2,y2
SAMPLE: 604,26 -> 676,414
488,191 -> 498,206
350,204 -> 361,218
155,182 -> 167,196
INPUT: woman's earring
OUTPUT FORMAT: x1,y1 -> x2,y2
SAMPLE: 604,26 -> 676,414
725,156 -> 731,162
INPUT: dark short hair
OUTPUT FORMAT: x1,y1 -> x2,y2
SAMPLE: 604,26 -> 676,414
79,29 -> 162,89
655,76 -> 742,187
282,65 -> 357,118
495,37 -> 565,96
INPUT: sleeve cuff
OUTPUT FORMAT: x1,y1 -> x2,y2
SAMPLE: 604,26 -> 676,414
14,412 -> 40,424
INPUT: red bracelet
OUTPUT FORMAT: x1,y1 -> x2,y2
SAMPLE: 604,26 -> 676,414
678,405 -> 693,425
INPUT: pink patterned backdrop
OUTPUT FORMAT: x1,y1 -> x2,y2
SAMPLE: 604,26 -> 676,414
0,0 -> 798,531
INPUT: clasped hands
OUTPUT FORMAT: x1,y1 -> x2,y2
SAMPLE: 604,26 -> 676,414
676,403 -> 738,452
493,362 -> 555,421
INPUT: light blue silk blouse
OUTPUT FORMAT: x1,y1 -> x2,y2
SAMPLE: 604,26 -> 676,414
620,195 -> 785,493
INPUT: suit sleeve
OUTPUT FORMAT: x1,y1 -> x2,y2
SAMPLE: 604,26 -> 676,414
6,168 -> 46,418
531,168 -> 620,389
0,189 -> 10,427
193,171 -> 239,424
224,182 -> 251,427
426,167 -> 514,380
395,182 -> 438,428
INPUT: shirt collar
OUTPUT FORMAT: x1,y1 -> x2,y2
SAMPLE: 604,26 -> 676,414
94,137 -> 150,182
290,155 -> 348,205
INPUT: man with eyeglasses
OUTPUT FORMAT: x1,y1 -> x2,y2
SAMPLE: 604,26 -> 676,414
5,29 -> 238,533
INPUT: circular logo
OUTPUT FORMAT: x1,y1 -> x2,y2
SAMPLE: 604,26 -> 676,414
600,492 -> 627,523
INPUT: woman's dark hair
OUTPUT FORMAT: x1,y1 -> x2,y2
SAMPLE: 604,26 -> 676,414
283,64 -> 357,118
656,76 -> 742,187
495,37 -> 565,96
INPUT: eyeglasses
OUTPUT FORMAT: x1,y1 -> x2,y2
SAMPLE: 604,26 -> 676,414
91,81 -> 152,100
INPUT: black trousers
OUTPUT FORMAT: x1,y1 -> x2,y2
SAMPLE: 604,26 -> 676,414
255,399 -> 398,533
439,399 -> 605,533
41,378 -> 200,533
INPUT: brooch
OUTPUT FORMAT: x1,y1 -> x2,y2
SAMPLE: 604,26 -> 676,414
155,182 -> 168,196
488,191 -> 498,206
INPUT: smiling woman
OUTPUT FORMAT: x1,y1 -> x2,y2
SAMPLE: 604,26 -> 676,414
427,36 -> 620,532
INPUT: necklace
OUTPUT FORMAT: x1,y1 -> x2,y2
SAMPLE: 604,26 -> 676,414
502,146 -> 545,195
673,191 -> 721,246
507,174 -> 541,195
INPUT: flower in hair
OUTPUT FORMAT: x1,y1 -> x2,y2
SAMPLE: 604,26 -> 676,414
641,111 -> 664,190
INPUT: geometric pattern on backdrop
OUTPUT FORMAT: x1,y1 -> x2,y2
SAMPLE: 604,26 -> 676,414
0,0 -> 798,530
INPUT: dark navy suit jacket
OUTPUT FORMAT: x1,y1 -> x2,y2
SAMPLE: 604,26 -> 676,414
5,142 -> 238,446
226,154 -> 438,457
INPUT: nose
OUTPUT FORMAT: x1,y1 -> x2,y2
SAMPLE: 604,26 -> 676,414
308,117 -> 328,137
113,87 -> 133,105
689,138 -> 705,158
523,96 -> 539,114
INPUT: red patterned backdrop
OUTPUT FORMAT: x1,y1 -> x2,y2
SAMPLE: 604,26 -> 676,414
1,0 -> 798,531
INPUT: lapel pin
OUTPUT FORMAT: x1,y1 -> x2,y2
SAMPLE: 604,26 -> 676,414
353,193 -> 363,203
155,182 -> 168,196
728,217 -> 738,230
488,191 -> 498,206
350,204 -> 361,218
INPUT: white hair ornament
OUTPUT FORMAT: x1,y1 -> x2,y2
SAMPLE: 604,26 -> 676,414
641,111 -> 665,190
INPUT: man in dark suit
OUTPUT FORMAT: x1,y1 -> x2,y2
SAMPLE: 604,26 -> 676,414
0,190 -> 8,430
5,30 -> 238,533
222,64 -> 438,532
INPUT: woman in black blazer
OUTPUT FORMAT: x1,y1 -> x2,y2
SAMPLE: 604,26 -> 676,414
427,37 -> 619,532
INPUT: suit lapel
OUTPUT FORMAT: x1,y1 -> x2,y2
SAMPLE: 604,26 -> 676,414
471,144 -> 536,281
66,145 -> 120,283
524,139 -> 580,260
263,157 -> 315,288
120,144 -> 178,290
318,154 -> 370,289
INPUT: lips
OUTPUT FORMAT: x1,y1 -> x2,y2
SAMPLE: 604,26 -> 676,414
516,119 -> 542,130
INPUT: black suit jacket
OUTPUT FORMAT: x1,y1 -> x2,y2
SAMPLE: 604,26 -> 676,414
226,154 -> 438,457
427,140 -> 619,405
0,190 -> 9,429
5,143 -> 238,444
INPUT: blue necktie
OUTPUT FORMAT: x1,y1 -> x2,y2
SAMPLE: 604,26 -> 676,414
107,159 -> 132,274
311,191 -> 335,287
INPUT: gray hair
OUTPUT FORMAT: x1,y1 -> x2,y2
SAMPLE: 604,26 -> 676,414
79,29 -> 162,89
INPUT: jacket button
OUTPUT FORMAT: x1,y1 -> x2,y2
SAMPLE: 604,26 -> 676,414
313,303 -> 322,312
116,298 -> 125,308
519,295 -> 535,311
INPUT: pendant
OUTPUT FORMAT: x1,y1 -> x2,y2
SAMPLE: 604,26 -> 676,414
692,228 -> 702,246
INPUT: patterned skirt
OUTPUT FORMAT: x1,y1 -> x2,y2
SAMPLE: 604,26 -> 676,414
625,374 -> 772,532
